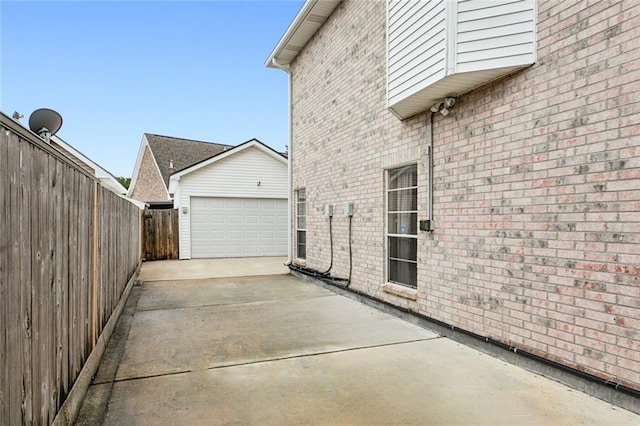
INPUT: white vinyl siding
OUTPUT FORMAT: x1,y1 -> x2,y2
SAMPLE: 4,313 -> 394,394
387,0 -> 536,119
456,0 -> 536,73
387,0 -> 447,106
175,146 -> 288,259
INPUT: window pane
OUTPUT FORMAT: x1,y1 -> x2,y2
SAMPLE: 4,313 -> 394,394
389,165 -> 417,190
388,190 -> 417,212
389,259 -> 417,287
297,202 -> 306,216
388,236 -> 417,261
297,230 -> 306,259
388,213 -> 417,235
297,190 -> 306,202
297,243 -> 306,259
297,215 -> 306,230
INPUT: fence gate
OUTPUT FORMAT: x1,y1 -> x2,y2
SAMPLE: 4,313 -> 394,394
143,208 -> 179,260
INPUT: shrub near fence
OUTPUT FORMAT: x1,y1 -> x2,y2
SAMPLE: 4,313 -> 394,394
0,113 -> 142,425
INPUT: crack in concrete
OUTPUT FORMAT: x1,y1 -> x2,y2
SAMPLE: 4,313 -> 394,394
135,293 -> 338,313
103,337 -> 444,385
205,337 -> 446,371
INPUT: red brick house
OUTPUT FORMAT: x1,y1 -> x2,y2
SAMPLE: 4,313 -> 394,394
267,0 -> 640,410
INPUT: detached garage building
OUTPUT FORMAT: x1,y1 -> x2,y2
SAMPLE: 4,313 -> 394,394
168,139 -> 288,259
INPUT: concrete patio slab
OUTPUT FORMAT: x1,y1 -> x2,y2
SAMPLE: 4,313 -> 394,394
116,275 -> 438,380
101,339 -> 636,426
77,264 -> 640,425
138,256 -> 288,281
135,274 -> 333,311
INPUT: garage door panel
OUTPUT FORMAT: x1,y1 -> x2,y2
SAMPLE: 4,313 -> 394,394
197,230 -> 225,240
210,215 -> 226,224
261,216 -> 275,225
191,197 -> 288,258
191,214 -> 208,224
225,199 -> 241,208
210,247 -> 227,256
226,232 -> 241,240
244,215 -> 259,224
227,247 -> 244,256
244,245 -> 260,254
208,199 -> 226,208
245,199 -> 261,207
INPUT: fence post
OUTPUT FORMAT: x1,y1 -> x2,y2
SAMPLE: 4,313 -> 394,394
91,181 -> 98,347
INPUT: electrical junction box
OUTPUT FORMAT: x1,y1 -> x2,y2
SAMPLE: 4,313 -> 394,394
344,202 -> 354,216
324,204 -> 334,217
419,219 -> 432,231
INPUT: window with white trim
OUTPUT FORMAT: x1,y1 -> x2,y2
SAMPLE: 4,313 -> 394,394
387,165 -> 417,287
296,189 -> 306,260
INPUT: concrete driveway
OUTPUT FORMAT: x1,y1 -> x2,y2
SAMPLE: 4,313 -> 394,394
77,258 -> 639,425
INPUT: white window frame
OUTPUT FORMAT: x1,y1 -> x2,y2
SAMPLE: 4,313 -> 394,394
386,164 -> 418,288
295,188 -> 306,260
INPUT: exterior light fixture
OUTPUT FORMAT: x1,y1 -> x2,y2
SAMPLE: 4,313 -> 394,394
431,97 -> 456,116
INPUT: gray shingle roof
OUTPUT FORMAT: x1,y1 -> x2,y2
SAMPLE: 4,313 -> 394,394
145,133 -> 233,188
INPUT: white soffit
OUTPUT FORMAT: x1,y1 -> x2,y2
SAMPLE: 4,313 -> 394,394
266,0 -> 342,68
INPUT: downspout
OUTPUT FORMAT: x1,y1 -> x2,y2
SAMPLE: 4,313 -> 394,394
271,58 -> 293,262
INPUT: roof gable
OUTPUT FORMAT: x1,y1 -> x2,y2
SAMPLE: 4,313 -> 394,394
168,139 -> 287,193
145,133 -> 233,188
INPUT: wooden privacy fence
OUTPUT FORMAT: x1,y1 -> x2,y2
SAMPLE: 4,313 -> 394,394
0,113 -> 142,425
143,208 -> 179,261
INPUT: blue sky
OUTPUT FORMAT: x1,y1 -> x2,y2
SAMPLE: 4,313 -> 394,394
1,0 -> 302,177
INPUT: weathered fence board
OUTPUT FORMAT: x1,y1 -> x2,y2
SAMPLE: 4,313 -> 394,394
0,123 -> 6,425
1,114 -> 142,424
143,208 -> 179,261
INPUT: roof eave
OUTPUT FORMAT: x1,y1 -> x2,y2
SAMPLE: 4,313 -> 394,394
265,0 -> 341,69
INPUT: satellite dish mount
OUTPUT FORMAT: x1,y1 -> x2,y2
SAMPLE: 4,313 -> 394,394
28,108 -> 63,143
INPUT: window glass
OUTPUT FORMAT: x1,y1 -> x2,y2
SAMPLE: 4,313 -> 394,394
296,189 -> 306,260
388,165 -> 417,189
387,165 -> 417,287
388,190 -> 417,212
388,236 -> 417,262
388,213 -> 417,235
389,259 -> 417,287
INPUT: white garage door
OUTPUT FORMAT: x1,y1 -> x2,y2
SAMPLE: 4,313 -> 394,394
190,197 -> 288,258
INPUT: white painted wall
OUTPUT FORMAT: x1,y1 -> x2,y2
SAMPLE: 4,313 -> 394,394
174,146 -> 288,259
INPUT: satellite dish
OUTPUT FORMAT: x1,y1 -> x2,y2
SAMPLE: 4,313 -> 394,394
29,108 -> 63,142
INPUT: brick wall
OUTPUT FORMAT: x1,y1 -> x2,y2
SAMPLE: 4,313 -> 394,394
289,0 -> 640,389
129,145 -> 170,202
